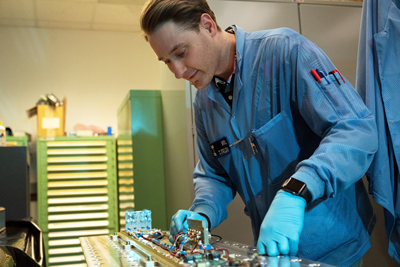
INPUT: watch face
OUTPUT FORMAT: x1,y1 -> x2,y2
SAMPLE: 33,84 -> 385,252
285,179 -> 306,193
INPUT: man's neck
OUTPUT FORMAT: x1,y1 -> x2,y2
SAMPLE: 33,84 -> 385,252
214,30 -> 236,81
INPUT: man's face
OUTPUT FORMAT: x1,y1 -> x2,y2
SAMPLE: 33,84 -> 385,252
148,21 -> 218,89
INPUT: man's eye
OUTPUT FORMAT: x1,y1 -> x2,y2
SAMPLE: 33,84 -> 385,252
177,51 -> 185,58
164,60 -> 170,65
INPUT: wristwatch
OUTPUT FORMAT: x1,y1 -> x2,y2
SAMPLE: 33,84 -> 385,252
281,177 -> 312,204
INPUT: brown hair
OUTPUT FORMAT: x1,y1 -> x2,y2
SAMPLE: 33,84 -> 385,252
140,0 -> 221,41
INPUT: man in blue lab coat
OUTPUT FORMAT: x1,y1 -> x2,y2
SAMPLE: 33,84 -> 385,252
141,0 -> 377,266
356,0 -> 400,264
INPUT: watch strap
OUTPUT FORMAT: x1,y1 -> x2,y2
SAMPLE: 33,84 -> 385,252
281,178 -> 312,204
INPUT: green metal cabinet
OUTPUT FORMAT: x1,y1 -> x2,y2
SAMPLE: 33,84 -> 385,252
117,90 -> 167,230
6,136 -> 28,146
116,138 -> 134,229
37,136 -> 119,267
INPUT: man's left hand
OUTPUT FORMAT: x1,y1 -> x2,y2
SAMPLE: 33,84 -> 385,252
257,190 -> 306,256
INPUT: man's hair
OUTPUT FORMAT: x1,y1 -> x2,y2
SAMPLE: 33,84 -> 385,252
140,0 -> 221,41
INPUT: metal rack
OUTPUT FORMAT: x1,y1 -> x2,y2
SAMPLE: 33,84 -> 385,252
37,136 -> 119,267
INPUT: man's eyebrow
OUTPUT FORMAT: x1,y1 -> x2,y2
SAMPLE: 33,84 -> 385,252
158,43 -> 184,61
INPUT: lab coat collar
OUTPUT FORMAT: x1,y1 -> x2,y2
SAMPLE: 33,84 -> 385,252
207,25 -> 244,113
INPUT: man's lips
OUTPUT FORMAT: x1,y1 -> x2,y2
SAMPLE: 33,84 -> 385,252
187,70 -> 198,81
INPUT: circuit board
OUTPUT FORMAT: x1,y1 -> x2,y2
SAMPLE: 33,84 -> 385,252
79,230 -> 335,266
80,211 -> 334,266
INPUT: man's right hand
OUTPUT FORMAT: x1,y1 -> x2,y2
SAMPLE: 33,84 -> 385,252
169,210 -> 208,243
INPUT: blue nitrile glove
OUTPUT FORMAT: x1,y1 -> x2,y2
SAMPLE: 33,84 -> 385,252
169,210 -> 208,243
257,190 -> 306,256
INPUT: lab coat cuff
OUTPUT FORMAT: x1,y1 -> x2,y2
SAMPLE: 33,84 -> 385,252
291,167 -> 326,202
190,205 -> 216,231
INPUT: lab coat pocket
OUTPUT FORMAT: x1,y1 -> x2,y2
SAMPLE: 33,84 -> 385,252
252,110 -> 301,186
318,76 -> 368,120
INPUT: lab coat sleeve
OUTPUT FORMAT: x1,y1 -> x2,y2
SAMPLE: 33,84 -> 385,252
189,96 -> 236,230
290,37 -> 378,201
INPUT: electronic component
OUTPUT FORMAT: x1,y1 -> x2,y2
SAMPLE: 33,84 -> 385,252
187,218 -> 209,246
80,231 -> 335,267
125,209 -> 152,231
80,210 -> 335,267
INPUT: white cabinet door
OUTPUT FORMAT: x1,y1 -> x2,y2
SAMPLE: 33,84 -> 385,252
209,0 -> 300,33
300,4 -> 362,85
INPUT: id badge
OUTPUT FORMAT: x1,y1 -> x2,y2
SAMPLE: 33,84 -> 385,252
210,137 -> 231,158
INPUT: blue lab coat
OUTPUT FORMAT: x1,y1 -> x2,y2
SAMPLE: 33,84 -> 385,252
190,26 -> 378,266
356,0 -> 400,263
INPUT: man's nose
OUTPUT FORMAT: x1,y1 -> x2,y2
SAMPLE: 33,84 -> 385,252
170,61 -> 187,79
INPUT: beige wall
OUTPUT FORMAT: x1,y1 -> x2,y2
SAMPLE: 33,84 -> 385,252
0,26 -> 161,139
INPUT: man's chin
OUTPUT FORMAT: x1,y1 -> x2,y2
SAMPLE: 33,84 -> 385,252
192,80 -> 210,90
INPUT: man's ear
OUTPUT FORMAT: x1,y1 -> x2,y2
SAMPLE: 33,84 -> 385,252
200,13 -> 217,36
